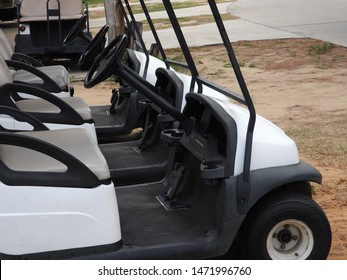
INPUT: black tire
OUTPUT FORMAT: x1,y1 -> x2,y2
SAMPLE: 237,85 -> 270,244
238,191 -> 331,260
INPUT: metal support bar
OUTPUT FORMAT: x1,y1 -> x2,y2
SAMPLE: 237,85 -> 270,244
207,0 -> 256,183
138,0 -> 171,69
46,0 -> 62,47
123,0 -> 150,79
162,0 -> 201,93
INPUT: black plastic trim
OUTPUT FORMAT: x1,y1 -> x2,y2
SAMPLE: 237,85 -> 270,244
125,49 -> 141,74
182,93 -> 238,178
0,105 -> 49,132
237,161 -> 322,214
11,53 -> 44,67
1,240 -> 123,260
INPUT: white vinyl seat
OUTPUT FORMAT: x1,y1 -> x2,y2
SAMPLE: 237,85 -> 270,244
0,128 -> 110,181
13,65 -> 69,90
0,28 -> 70,93
15,97 -> 92,121
0,56 -> 92,122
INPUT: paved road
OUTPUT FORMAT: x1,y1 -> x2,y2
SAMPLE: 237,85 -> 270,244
89,0 -> 347,48
2,0 -> 346,48
229,0 -> 347,47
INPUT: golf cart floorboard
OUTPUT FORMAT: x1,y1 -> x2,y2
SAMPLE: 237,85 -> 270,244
116,183 -> 210,246
99,140 -> 169,185
91,105 -> 126,127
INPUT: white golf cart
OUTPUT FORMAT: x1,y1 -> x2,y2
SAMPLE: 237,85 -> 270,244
14,0 -> 92,66
0,0 -> 331,260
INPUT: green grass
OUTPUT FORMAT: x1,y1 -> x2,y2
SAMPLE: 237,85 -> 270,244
308,42 -> 335,56
141,13 -> 237,31
129,2 -> 213,14
86,0 -> 103,5
88,0 -> 232,12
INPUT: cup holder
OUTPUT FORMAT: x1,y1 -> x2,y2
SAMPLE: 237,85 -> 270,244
201,161 -> 225,179
139,99 -> 152,109
161,129 -> 184,144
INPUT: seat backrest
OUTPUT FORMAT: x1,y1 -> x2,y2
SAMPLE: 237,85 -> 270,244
20,0 -> 83,22
0,28 -> 13,58
0,56 -> 14,85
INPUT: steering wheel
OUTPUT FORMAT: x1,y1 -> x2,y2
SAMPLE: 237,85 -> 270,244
63,14 -> 87,46
84,34 -> 128,89
78,24 -> 109,66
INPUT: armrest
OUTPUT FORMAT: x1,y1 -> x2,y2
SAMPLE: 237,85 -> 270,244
5,60 -> 62,93
0,132 -> 101,188
11,53 -> 44,67
0,83 -> 85,125
0,105 -> 49,132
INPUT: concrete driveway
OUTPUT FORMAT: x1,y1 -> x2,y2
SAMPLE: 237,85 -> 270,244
136,0 -> 347,48
2,0 -> 346,48
229,0 -> 347,47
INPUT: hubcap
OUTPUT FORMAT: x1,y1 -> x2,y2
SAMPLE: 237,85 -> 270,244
266,219 -> 314,260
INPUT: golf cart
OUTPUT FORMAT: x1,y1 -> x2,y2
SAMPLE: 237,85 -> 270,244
2,0 -> 188,142
14,0 -> 92,65
0,0 -> 331,260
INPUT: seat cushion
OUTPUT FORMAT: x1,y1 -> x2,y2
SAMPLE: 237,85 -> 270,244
0,128 -> 110,181
13,65 -> 69,89
16,96 -> 92,121
20,0 -> 83,22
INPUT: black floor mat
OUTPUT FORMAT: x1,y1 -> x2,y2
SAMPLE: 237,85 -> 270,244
92,105 -> 125,127
99,141 -> 169,185
116,183 -> 210,246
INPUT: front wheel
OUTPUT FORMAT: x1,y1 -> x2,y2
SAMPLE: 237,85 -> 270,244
238,191 -> 331,260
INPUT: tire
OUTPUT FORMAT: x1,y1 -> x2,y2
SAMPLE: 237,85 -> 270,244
238,191 -> 331,260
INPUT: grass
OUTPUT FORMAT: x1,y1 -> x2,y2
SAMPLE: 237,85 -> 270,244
88,0 -> 231,10
308,42 -> 335,56
87,0 -> 104,6
286,116 -> 347,169
141,13 -> 238,31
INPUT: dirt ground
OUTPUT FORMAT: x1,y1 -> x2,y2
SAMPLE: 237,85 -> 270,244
72,38 -> 347,260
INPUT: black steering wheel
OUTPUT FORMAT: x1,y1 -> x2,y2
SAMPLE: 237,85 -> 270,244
63,14 -> 87,46
84,34 -> 128,89
78,24 -> 109,66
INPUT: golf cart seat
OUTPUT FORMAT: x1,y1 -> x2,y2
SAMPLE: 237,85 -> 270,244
0,128 -> 110,184
19,0 -> 83,22
0,56 -> 94,132
0,28 -> 72,96
0,126 -> 120,257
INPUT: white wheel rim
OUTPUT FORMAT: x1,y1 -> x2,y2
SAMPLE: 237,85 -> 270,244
266,219 -> 314,260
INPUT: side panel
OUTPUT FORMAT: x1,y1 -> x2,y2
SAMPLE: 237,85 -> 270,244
0,183 -> 121,256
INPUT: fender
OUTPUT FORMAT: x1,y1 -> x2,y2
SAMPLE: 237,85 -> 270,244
237,161 -> 322,214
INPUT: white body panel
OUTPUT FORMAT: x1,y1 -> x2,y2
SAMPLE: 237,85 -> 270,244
211,95 -> 300,174
0,182 -> 121,255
